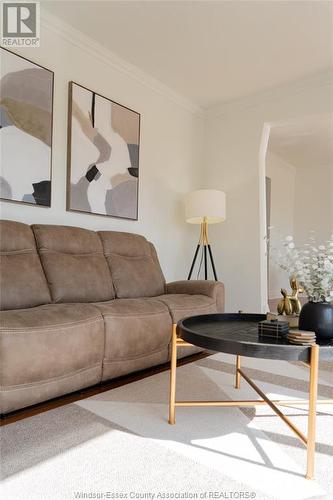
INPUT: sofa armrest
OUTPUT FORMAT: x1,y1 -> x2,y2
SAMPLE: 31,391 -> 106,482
165,280 -> 225,313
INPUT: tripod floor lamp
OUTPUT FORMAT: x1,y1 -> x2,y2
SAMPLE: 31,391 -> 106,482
185,189 -> 226,281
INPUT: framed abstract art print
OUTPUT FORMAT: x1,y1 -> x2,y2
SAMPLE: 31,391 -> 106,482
67,82 -> 140,220
0,48 -> 54,206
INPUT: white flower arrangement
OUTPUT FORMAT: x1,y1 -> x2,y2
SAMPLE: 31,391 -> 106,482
273,233 -> 333,303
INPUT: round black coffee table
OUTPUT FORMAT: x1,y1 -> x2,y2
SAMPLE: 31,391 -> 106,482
168,313 -> 333,480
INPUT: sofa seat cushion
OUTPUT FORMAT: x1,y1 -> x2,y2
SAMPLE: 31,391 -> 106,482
95,298 -> 172,381
0,304 -> 104,414
153,294 -> 217,323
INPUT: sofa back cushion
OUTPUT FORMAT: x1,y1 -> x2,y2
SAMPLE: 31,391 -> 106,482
98,231 -> 165,298
0,220 -> 51,310
33,224 -> 115,303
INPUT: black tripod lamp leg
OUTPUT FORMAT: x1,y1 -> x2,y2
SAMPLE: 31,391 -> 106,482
204,245 -> 208,280
188,244 -> 200,280
207,244 -> 218,281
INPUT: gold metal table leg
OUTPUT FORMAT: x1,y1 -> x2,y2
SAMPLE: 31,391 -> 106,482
167,333 -> 329,479
239,367 -> 308,444
306,344 -> 319,479
168,324 -> 177,425
235,355 -> 241,389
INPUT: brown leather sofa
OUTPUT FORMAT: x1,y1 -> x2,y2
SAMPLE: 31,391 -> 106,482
0,220 -> 224,414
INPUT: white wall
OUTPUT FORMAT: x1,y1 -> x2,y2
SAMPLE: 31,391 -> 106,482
0,15 -> 204,282
204,72 -> 333,313
294,162 -> 332,245
266,152 -> 296,299
266,153 -> 333,300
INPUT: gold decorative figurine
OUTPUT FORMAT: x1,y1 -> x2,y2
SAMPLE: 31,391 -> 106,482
289,276 -> 303,315
277,289 -> 293,315
277,277 -> 303,316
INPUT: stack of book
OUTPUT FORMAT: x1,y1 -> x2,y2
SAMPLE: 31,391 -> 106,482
258,319 -> 289,339
287,330 -> 316,345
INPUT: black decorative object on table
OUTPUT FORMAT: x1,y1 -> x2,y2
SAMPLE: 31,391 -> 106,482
299,301 -> 333,340
258,319 -> 289,339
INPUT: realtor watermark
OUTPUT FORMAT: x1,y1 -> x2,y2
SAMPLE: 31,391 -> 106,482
73,492 -> 256,500
1,1 -> 40,47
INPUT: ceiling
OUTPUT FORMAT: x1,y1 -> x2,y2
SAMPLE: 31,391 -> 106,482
268,114 -> 333,168
43,1 -> 333,109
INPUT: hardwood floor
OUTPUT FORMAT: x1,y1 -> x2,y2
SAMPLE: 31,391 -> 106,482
0,351 -> 210,426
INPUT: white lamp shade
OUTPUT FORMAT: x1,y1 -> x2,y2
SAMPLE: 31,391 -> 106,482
185,189 -> 226,224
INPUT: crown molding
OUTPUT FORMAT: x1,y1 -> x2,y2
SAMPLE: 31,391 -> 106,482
206,69 -> 333,117
41,11 -> 203,116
